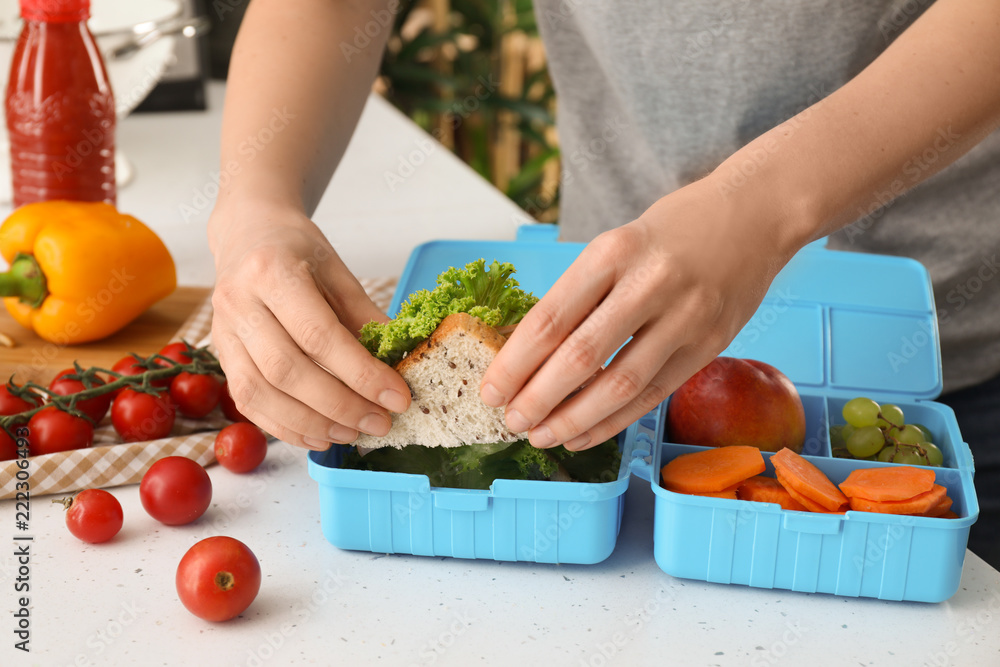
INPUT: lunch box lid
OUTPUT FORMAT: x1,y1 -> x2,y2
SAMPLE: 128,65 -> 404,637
391,228 -> 942,401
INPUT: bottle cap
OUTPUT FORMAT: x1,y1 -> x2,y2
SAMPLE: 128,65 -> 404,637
20,0 -> 90,22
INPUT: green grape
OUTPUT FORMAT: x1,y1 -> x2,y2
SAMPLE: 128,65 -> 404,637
889,424 -> 926,445
877,404 -> 905,429
829,425 -> 845,448
920,442 -> 944,467
843,397 -> 881,428
877,446 -> 897,462
891,445 -> 930,466
846,425 -> 887,458
912,423 -> 935,442
841,424 -> 856,441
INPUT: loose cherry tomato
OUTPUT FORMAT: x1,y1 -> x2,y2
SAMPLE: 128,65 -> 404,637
59,489 -> 123,544
157,342 -> 194,367
170,372 -> 222,419
176,536 -> 261,622
0,384 -> 39,415
27,407 -> 94,456
218,380 -> 251,423
48,369 -> 112,424
214,423 -> 268,473
111,389 -> 175,442
140,456 -> 212,525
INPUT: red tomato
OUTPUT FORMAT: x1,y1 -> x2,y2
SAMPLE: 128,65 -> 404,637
0,384 -> 39,415
27,407 -> 93,456
157,342 -> 194,367
112,354 -> 169,391
139,456 -> 212,525
214,423 -> 268,473
176,536 -> 261,622
48,369 -> 112,424
61,489 -> 123,544
1,428 -> 18,461
219,380 -> 251,423
170,372 -> 222,419
111,389 -> 176,442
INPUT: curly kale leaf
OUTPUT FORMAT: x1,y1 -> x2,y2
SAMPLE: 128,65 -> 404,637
359,259 -> 539,366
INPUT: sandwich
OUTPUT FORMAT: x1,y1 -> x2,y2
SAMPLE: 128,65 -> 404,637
342,259 -> 621,489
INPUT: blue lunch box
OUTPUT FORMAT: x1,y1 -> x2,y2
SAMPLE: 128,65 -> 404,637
307,226 -> 978,602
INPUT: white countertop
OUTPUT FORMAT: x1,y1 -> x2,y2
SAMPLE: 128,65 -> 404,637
2,81 -> 1000,666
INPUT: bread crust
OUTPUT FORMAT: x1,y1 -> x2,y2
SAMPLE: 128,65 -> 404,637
394,312 -> 507,375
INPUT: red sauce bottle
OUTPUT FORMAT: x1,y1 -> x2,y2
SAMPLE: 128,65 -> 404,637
5,0 -> 116,207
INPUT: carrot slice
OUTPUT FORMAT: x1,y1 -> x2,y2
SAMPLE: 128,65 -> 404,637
847,484 -> 948,515
686,483 -> 741,499
838,466 -> 936,502
770,448 -> 848,512
737,475 -> 808,511
940,510 -> 960,519
659,446 -> 766,494
776,469 -> 846,513
918,494 -> 954,517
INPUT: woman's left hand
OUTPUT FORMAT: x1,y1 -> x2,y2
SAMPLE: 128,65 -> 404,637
479,177 -> 802,450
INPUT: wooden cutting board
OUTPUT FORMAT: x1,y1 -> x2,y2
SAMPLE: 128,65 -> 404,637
0,286 -> 211,385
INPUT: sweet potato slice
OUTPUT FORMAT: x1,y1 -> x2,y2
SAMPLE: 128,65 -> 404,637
687,483 -> 741,499
847,484 -> 948,515
771,448 -> 848,512
839,466 -> 936,502
737,475 -> 808,511
918,493 -> 954,517
660,445 -> 766,494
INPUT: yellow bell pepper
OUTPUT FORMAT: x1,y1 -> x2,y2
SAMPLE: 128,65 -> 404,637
0,201 -> 176,344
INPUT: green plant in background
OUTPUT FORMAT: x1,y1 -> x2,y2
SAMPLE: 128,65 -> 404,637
379,0 -> 560,221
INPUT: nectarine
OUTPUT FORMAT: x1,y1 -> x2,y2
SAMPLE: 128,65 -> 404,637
666,357 -> 805,453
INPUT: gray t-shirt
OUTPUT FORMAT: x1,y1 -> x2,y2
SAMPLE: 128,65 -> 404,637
534,0 -> 1000,392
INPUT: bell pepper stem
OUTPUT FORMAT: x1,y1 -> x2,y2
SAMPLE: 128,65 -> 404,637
0,253 -> 47,308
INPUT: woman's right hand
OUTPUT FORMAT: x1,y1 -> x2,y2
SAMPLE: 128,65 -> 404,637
208,199 -> 411,450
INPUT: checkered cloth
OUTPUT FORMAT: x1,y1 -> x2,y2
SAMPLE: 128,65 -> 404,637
0,277 -> 398,499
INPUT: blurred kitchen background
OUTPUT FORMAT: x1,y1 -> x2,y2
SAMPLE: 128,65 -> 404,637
130,0 -> 562,223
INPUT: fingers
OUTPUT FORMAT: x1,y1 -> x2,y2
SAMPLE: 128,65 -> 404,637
480,239 -> 620,414
537,333 -> 718,451
261,273 -> 411,414
213,318 -> 361,451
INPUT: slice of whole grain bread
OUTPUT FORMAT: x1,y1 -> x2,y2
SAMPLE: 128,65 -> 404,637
353,312 -> 526,449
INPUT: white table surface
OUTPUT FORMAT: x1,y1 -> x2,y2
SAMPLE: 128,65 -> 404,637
2,81 -> 1000,666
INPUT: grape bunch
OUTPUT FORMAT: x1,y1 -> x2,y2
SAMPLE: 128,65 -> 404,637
830,397 -> 944,466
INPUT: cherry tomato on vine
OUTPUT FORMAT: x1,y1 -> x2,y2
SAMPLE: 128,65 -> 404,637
112,389 -> 175,442
111,354 -> 169,392
214,423 -> 268,473
49,369 -> 112,424
140,456 -> 212,525
176,536 -> 261,622
0,384 -> 39,415
157,342 -> 194,367
218,380 -> 251,423
170,372 -> 222,419
58,489 -> 123,544
27,407 -> 94,456
1,429 -> 18,461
